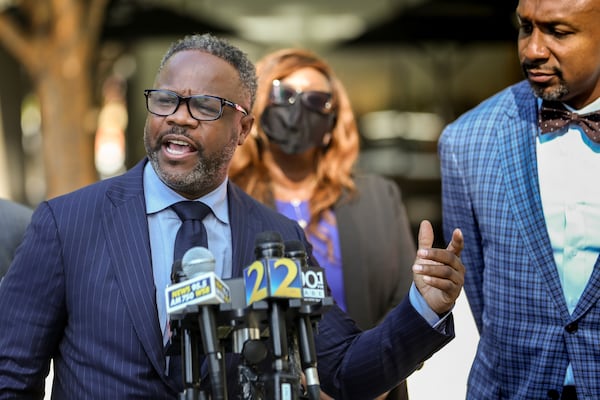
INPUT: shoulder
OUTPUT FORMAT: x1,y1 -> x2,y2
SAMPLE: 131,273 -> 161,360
0,198 -> 33,224
351,173 -> 400,200
43,159 -> 146,218
340,173 -> 403,211
227,181 -> 312,255
439,81 -> 535,145
0,199 -> 32,252
0,200 -> 32,277
353,173 -> 397,191
453,81 -> 532,125
228,181 -> 304,228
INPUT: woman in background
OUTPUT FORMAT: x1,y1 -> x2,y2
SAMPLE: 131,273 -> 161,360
229,48 -> 416,400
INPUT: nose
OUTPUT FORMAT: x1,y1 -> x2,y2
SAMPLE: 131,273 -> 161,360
520,28 -> 550,63
166,98 -> 198,126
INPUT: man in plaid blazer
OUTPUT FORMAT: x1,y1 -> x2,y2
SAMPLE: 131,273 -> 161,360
439,0 -> 600,398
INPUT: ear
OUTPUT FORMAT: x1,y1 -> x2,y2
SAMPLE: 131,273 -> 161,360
238,115 -> 255,145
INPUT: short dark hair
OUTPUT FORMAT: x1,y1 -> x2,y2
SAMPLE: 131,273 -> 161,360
158,33 -> 257,107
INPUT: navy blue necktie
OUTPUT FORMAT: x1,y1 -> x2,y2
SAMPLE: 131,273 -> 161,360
166,201 -> 211,380
171,200 -> 212,262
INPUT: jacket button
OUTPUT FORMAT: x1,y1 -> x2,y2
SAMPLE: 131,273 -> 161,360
565,322 -> 578,333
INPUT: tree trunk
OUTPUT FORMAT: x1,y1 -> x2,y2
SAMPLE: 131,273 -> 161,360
37,59 -> 97,199
0,0 -> 109,199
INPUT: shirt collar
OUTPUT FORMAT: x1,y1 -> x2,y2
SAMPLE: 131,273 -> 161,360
537,95 -> 600,113
143,162 -> 229,224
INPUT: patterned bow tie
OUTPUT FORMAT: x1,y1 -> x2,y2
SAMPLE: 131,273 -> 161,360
538,101 -> 600,143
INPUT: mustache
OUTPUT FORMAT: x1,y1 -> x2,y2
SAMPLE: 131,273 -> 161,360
522,62 -> 561,75
164,125 -> 190,137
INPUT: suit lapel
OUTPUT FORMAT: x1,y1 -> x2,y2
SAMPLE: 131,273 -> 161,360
102,160 -> 171,386
497,88 -> 570,316
575,257 -> 600,318
227,182 -> 263,277
333,190 -> 370,323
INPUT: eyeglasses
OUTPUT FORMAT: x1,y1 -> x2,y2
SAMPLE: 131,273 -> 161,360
144,89 -> 248,121
269,80 -> 334,114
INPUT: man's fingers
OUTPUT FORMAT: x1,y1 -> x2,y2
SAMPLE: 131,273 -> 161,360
417,220 -> 434,250
446,228 -> 464,257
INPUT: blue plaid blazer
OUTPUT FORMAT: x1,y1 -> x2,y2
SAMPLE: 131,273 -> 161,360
439,80 -> 600,399
0,158 -> 453,399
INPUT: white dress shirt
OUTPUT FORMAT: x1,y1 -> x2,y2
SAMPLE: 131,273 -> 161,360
537,96 -> 600,385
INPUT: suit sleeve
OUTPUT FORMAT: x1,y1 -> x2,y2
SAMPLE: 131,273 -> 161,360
0,201 -> 66,397
315,296 -> 454,399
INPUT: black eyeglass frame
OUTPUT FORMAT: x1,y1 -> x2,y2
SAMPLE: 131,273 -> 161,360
144,89 -> 248,121
270,79 -> 334,115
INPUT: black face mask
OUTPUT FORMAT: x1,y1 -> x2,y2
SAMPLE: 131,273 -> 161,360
260,102 -> 335,155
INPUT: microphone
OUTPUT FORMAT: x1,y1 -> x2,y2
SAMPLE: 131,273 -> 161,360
181,246 -> 216,278
167,257 -> 202,399
166,246 -> 230,400
244,231 -> 303,305
218,278 -> 268,400
243,231 -> 303,400
218,278 -> 268,357
284,240 -> 321,400
166,248 -> 231,316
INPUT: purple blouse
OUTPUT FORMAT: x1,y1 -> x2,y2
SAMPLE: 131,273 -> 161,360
275,199 -> 347,311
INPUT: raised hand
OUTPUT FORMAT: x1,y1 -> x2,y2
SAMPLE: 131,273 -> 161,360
412,220 -> 464,315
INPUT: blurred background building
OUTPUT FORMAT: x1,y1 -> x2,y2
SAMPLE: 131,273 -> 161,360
1,1 -> 518,397
0,0 -> 521,242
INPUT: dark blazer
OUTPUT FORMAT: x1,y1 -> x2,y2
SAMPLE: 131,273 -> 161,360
335,174 -> 416,400
0,198 -> 32,280
0,159 -> 453,399
439,80 -> 600,398
336,174 -> 415,330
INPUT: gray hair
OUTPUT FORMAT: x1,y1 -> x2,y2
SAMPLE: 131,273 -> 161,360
158,33 -> 257,107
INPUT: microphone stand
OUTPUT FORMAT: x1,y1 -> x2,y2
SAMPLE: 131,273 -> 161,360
198,305 -> 227,400
219,278 -> 269,400
253,232 -> 302,400
169,315 -> 208,400
170,259 -> 209,400
285,240 -> 333,400
266,300 -> 297,400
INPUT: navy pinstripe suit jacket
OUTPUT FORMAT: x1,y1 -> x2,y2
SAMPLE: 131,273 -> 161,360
439,80 -> 600,399
0,158 -> 453,399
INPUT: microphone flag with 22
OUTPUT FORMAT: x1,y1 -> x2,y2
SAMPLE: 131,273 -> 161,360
243,233 -> 303,306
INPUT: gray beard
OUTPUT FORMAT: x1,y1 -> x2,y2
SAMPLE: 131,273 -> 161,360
532,82 -> 569,102
145,130 -> 238,198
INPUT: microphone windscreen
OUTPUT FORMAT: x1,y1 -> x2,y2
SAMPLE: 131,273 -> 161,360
254,231 -> 284,258
284,240 -> 306,258
284,240 -> 304,251
181,246 -> 215,277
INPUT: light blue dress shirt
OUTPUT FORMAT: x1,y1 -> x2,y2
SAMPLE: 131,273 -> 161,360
143,162 -> 232,343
